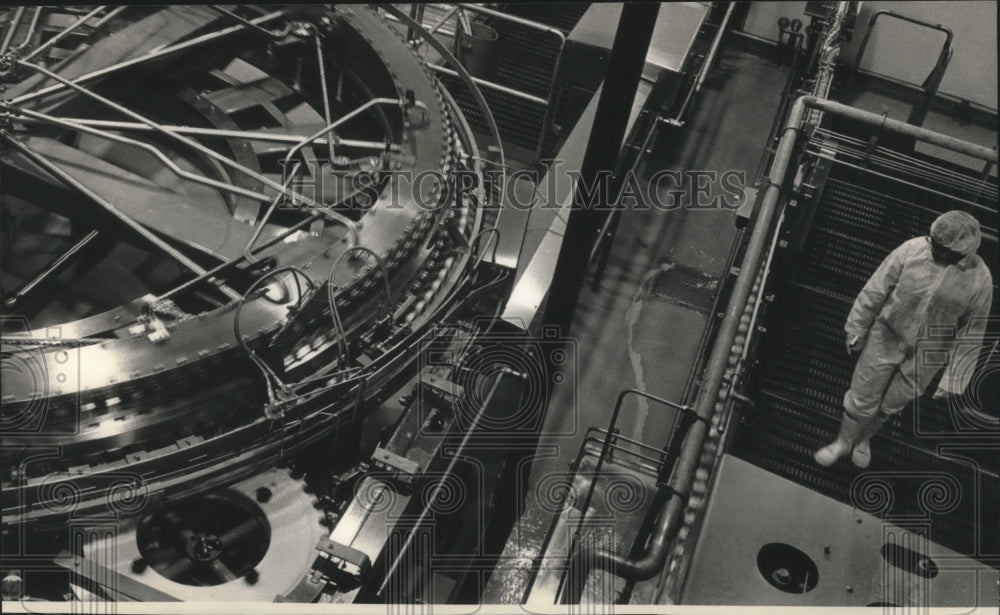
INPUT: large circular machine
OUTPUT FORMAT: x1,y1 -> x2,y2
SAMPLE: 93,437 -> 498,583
1,5 -> 500,599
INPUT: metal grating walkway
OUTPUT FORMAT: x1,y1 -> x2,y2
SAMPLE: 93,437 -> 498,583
732,151 -> 1000,566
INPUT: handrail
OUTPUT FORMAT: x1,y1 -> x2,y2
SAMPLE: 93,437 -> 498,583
807,98 -> 996,162
577,389 -> 694,513
449,3 -> 569,160
908,46 -> 952,127
391,3 -> 567,158
427,6 -> 459,35
454,4 -> 567,42
559,388 -> 696,600
586,426 -> 676,459
851,10 -> 953,81
847,9 -> 953,127
427,64 -> 547,105
664,1 -> 736,128
579,434 -> 664,473
558,94 -> 998,604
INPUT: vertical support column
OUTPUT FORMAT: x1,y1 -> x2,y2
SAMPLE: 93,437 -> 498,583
541,3 -> 660,336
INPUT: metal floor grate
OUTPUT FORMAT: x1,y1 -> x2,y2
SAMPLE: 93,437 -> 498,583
649,264 -> 720,314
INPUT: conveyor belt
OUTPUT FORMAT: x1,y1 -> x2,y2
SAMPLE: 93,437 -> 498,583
732,156 -> 1000,566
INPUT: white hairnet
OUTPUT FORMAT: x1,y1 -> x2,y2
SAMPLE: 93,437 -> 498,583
930,210 -> 981,255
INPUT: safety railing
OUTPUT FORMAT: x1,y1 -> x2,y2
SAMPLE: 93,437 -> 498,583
555,388 -> 702,602
846,9 -> 953,127
384,3 -> 567,158
662,1 -> 736,128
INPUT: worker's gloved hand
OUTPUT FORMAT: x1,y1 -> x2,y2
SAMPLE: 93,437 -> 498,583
845,334 -> 863,355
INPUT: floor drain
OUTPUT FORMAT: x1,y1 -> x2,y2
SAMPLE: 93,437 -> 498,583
648,263 -> 719,314
757,542 -> 819,593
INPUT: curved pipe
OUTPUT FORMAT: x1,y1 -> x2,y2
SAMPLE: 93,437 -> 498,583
560,94 -> 997,604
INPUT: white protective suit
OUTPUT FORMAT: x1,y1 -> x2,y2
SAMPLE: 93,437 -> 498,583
815,210 -> 993,468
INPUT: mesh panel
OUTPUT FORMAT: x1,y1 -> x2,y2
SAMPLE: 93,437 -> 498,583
649,265 -> 720,314
437,4 -> 591,152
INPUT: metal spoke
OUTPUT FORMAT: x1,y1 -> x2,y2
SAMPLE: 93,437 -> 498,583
21,6 -> 112,62
158,553 -> 195,582
218,519 -> 260,546
14,6 -> 43,52
15,59 -> 359,241
0,132 -> 240,301
315,35 -> 337,165
207,5 -> 295,42
0,7 -> 26,53
11,10 -> 285,106
15,107 -> 272,204
23,117 -> 402,151
281,97 -> 407,170
155,213 -> 321,304
208,559 -> 237,583
162,98 -> 419,301
243,162 -> 301,263
3,230 -> 100,309
3,7 -> 416,310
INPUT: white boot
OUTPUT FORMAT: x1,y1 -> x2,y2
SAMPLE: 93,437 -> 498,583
814,412 -> 865,467
814,438 -> 850,467
850,413 -> 888,468
851,439 -> 871,468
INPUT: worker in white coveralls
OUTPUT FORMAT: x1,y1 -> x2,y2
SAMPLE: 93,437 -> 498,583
814,210 -> 993,468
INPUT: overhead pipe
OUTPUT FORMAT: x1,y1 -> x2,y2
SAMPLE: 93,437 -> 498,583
807,97 -> 997,162
560,94 -> 997,604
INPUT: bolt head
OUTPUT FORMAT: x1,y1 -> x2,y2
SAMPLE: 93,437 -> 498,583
244,568 -> 260,585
